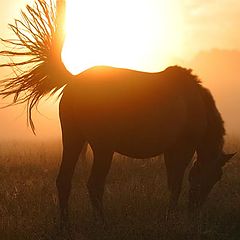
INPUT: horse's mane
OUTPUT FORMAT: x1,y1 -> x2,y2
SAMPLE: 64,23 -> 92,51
0,0 -> 69,133
164,65 -> 225,154
199,86 -> 225,154
163,65 -> 201,85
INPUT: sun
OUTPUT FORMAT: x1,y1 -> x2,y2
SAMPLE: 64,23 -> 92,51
62,0 -> 184,75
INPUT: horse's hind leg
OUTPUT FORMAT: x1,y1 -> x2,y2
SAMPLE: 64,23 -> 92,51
56,135 -> 85,226
87,147 -> 113,222
164,144 -> 195,218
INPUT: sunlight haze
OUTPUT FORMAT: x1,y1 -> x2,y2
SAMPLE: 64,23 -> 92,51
0,0 -> 239,73
0,2 -> 240,237
0,0 -> 240,140
62,0 -> 184,74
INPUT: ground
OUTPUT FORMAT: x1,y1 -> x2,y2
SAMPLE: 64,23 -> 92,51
0,137 -> 239,240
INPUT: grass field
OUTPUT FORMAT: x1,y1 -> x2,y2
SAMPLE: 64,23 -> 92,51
0,138 -> 239,240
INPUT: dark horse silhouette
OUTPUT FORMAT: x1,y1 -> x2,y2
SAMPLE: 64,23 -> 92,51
0,0 -> 235,225
56,65 -> 234,222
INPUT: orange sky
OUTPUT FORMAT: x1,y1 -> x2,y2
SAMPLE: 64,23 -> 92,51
0,0 -> 240,140
1,0 -> 240,70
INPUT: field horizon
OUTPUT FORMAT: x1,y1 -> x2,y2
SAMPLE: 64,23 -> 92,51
0,136 -> 239,240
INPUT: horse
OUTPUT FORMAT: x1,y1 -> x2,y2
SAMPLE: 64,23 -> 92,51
0,0 -> 235,227
55,65 -> 235,223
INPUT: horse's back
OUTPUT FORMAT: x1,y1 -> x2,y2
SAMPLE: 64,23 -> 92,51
60,66 -> 207,158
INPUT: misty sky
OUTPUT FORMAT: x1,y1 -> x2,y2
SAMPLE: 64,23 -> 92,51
181,0 -> 240,54
0,0 -> 239,140
0,0 -> 239,58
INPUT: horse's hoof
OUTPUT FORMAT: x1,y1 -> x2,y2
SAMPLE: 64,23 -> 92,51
59,212 -> 70,231
92,211 -> 108,230
165,207 -> 178,222
95,215 -> 105,226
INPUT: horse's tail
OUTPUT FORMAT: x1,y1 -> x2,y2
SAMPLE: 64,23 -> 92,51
199,86 -> 225,156
0,0 -> 70,133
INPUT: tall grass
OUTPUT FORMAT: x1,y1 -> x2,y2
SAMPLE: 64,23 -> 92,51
0,138 -> 239,240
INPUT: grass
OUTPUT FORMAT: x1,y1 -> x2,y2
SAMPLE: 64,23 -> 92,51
0,138 -> 239,240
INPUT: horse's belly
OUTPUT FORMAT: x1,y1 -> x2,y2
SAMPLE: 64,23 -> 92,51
84,104 -> 187,158
113,123 -> 183,158
115,138 -> 170,158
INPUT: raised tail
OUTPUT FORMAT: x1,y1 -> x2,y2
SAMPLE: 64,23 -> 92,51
0,0 -> 70,133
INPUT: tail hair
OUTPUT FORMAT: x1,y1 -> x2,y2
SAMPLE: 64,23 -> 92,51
0,0 -> 70,133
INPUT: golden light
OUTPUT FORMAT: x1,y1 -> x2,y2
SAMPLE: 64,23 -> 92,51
62,0 -> 184,74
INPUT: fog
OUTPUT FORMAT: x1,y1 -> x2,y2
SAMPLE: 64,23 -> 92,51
0,48 -> 239,141
188,49 -> 240,137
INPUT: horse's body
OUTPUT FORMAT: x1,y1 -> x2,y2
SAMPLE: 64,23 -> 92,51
61,66 -> 205,158
56,65 -> 233,222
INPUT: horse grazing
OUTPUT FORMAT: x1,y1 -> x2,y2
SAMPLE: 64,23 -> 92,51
0,0 -> 235,225
56,65 -> 234,222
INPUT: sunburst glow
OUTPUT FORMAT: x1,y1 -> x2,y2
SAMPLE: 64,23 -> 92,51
62,0 -> 184,74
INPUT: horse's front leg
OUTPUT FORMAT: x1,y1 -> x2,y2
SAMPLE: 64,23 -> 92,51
87,147 -> 113,223
56,138 -> 85,228
164,146 -> 195,220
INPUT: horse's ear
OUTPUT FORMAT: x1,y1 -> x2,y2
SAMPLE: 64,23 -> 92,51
221,152 -> 237,165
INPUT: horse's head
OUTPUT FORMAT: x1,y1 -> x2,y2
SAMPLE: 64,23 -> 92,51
189,152 -> 236,209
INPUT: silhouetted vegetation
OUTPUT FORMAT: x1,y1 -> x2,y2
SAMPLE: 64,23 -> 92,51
0,138 -> 239,240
